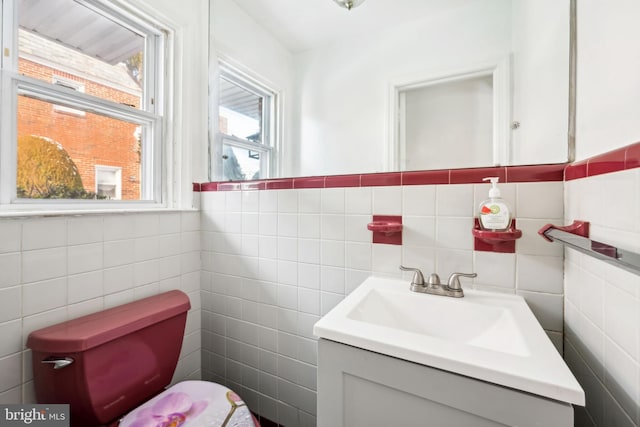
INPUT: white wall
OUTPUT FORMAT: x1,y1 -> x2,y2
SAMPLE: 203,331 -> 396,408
209,0 -> 295,177
575,0 -> 640,160
292,1 -> 512,176
200,181 -> 565,426
510,0 -> 570,165
563,2 -> 640,426
209,0 -> 293,91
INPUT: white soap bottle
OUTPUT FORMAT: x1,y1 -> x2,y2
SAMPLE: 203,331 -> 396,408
478,177 -> 512,231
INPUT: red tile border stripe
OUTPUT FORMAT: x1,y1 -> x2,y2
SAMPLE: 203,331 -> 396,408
241,181 -> 266,191
265,179 -> 294,190
325,174 -> 361,188
360,172 -> 402,187
586,146 -> 626,177
505,164 -> 566,182
564,161 -> 587,181
450,167 -> 507,184
198,165 -> 564,190
401,169 -> 449,185
565,141 -> 640,181
626,143 -> 640,170
199,182 -> 218,191
293,176 -> 326,189
196,141 -> 640,190
218,182 -> 243,191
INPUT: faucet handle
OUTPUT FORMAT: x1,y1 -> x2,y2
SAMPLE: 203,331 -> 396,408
447,272 -> 477,291
399,265 -> 425,286
426,273 -> 441,286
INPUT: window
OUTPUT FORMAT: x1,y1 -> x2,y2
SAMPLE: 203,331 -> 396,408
95,166 -> 122,200
1,0 -> 167,207
215,61 -> 278,181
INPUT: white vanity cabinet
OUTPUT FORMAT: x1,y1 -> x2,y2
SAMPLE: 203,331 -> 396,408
318,339 -> 574,427
313,277 -> 584,427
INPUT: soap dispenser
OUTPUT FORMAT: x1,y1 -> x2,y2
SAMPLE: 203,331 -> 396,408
478,177 -> 512,231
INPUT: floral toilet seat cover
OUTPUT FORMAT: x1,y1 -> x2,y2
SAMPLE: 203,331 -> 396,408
119,380 -> 259,427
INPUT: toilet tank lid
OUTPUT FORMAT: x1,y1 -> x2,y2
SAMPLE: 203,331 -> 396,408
27,290 -> 191,353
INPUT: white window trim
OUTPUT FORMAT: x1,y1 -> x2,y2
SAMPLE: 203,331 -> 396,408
212,59 -> 280,181
387,58 -> 512,171
52,75 -> 86,116
0,0 -> 175,213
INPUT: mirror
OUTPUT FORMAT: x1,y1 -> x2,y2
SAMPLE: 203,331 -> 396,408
210,0 -> 573,178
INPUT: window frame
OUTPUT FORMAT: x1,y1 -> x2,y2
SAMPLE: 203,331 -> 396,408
213,60 -> 279,181
0,0 -> 171,212
52,76 -> 87,116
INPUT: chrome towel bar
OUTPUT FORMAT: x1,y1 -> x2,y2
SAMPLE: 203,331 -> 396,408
539,220 -> 640,276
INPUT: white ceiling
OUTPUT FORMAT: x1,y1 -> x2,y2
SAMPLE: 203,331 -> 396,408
231,0 -> 477,53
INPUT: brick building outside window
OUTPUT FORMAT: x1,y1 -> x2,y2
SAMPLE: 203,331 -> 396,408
17,29 -> 143,200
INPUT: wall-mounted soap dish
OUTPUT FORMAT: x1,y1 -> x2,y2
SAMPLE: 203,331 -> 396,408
368,215 -> 402,245
472,219 -> 522,253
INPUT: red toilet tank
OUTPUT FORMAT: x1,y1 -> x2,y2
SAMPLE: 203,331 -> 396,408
27,290 -> 191,427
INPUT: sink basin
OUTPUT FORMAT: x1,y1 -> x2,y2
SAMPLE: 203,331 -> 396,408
313,276 -> 584,406
348,287 -> 530,357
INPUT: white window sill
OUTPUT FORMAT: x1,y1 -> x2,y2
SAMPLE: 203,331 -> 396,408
0,206 -> 198,219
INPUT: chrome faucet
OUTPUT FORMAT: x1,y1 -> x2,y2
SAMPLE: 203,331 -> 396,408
399,266 -> 476,298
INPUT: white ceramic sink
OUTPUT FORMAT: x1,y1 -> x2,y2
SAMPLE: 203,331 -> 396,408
348,286 -> 531,357
313,276 -> 585,406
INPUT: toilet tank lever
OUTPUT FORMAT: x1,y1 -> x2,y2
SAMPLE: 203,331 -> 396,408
41,356 -> 74,369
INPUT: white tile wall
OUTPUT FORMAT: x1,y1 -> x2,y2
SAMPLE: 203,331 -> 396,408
564,168 -> 640,427
200,182 -> 564,427
0,211 -> 202,404
0,182 -> 572,425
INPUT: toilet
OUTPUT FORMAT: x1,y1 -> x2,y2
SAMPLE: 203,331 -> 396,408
26,290 -> 260,427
